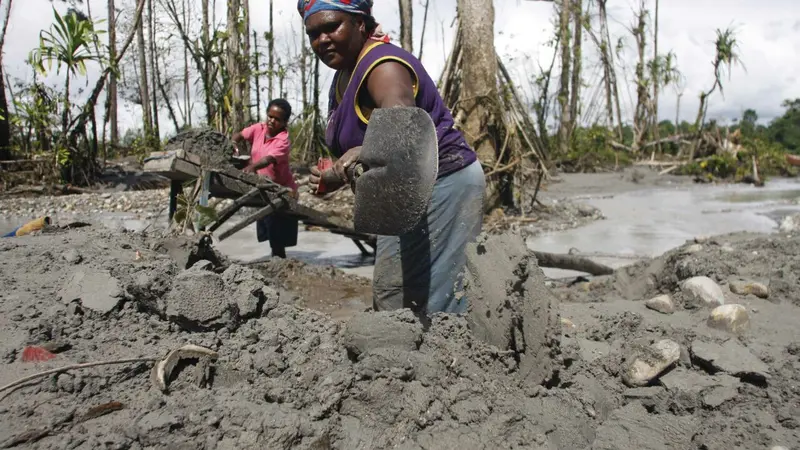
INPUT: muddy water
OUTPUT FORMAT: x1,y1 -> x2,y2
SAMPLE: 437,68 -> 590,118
3,178 -> 799,281
532,178 -> 800,278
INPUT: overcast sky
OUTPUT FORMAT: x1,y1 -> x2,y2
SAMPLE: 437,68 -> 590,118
4,0 -> 800,137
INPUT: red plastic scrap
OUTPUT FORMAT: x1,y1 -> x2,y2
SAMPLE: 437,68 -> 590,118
315,157 -> 334,194
21,346 -> 56,362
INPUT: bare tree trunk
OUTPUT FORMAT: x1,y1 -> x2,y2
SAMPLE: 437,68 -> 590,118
268,0 -> 274,100
632,0 -> 648,151
398,0 -> 413,53
598,0 -> 623,139
417,0 -> 429,61
0,0 -> 14,160
651,0 -> 660,154
148,0 -> 160,142
156,52 -> 180,132
107,0 -> 118,148
557,0 -> 571,154
242,0 -> 251,123
301,40 -> 308,118
227,0 -> 244,133
458,0 -> 501,210
253,30 -> 261,122
183,0 -> 191,127
201,0 -> 213,124
136,7 -> 153,138
568,0 -> 582,129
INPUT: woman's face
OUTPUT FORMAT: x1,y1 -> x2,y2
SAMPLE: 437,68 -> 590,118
266,106 -> 287,135
305,10 -> 365,70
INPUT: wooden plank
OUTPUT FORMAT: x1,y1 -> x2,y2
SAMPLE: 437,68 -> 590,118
217,198 -> 287,241
206,188 -> 263,233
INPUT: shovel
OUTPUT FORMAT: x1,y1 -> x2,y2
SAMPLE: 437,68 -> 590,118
334,107 -> 439,236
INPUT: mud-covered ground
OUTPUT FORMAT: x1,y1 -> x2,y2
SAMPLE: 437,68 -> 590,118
0,223 -> 797,449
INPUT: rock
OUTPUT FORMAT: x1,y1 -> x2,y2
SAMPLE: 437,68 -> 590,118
645,295 -> 675,314
343,310 -> 423,357
61,249 -> 82,264
779,213 -> 800,232
660,367 -> 740,407
683,244 -> 703,254
190,260 -> 214,271
681,276 -> 725,308
690,340 -> 770,383
164,270 -> 238,331
771,446 -> 789,450
622,339 -> 681,387
707,304 -> 750,334
59,269 -> 123,314
702,384 -> 739,408
728,279 -> 770,299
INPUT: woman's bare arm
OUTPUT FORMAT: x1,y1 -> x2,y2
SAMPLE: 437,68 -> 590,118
365,62 -> 416,108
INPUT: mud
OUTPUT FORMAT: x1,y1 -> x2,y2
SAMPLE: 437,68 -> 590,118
1,225 -> 798,449
164,129 -> 238,170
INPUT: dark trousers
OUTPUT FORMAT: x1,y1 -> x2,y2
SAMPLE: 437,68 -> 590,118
256,213 -> 299,258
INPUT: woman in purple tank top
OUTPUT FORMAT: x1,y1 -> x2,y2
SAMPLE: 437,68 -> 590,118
299,0 -> 485,320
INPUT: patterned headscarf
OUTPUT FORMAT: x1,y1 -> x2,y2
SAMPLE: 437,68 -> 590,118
297,0 -> 390,43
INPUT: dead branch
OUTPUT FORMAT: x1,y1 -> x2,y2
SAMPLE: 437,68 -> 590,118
0,357 -> 156,400
532,250 -> 614,276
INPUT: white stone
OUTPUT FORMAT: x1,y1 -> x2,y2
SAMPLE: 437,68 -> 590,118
622,339 -> 681,387
779,213 -> 800,232
681,276 -> 726,308
645,295 -> 675,314
729,279 -> 770,299
707,304 -> 750,334
684,244 -> 703,254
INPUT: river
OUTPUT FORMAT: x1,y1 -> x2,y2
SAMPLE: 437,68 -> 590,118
3,176 -> 800,280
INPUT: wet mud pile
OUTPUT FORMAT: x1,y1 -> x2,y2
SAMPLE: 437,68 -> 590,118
164,129 -> 238,170
0,226 -> 797,449
550,231 -> 800,449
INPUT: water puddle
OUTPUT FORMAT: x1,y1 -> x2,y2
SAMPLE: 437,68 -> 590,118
530,179 -> 800,278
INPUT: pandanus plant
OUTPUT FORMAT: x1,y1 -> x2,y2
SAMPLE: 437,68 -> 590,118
29,7 -> 106,149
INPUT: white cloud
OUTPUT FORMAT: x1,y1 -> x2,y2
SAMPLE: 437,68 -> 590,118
4,0 -> 799,138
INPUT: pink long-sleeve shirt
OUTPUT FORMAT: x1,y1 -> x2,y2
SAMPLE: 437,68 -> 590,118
240,124 -> 298,191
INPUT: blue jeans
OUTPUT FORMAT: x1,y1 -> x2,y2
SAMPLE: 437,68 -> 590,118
372,160 -> 485,317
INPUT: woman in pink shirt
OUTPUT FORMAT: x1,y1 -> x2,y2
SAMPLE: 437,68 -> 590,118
232,99 -> 299,258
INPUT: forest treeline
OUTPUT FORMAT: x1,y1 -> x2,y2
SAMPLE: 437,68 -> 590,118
0,0 -> 797,209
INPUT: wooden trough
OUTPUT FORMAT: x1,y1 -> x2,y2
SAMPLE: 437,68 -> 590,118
142,148 -> 376,256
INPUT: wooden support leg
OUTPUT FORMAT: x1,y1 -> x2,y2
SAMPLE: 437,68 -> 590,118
195,172 -> 211,231
352,239 -> 374,257
168,180 -> 181,222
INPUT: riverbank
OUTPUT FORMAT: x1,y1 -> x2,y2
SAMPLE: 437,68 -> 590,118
0,221 -> 797,448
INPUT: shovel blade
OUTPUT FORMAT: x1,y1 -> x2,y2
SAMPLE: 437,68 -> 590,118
353,107 -> 439,236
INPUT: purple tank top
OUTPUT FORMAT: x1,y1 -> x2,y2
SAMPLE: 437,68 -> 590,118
325,42 -> 477,179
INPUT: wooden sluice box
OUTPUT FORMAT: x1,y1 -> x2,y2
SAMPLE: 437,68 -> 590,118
142,148 -> 376,256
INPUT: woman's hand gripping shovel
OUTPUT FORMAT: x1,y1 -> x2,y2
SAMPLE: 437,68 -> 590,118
318,107 -> 439,236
